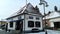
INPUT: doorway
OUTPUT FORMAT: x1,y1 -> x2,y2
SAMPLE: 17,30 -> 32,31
16,21 -> 20,30
16,21 -> 23,31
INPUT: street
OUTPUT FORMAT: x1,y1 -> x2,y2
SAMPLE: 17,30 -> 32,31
0,29 -> 60,34
47,30 -> 60,34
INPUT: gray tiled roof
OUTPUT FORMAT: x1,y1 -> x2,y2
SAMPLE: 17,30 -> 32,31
7,3 -> 42,19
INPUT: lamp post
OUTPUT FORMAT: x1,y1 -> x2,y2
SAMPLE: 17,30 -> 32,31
39,0 -> 48,34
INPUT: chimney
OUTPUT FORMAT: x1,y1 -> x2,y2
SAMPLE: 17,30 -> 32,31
54,6 -> 58,11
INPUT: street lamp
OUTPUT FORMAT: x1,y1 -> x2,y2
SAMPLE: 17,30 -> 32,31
39,0 -> 48,34
39,0 -> 48,15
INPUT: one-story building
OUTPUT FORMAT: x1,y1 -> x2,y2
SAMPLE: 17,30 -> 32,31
44,10 -> 60,30
6,3 -> 44,32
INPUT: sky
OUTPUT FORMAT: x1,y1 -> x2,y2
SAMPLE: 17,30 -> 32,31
0,0 -> 60,20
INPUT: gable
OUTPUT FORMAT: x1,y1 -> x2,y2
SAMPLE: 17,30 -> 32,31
6,3 -> 42,19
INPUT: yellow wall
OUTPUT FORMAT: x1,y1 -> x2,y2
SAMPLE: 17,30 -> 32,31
0,22 -> 7,25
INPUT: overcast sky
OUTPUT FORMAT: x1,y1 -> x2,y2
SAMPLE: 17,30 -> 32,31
0,0 -> 60,20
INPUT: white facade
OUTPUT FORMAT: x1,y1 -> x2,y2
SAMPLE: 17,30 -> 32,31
24,14 -> 43,31
7,22 -> 16,30
7,15 -> 24,30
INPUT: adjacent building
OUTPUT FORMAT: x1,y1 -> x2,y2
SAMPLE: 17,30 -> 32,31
45,10 -> 60,30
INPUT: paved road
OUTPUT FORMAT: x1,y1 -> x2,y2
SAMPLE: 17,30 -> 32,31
0,29 -> 19,34
47,30 -> 60,34
0,29 -> 60,34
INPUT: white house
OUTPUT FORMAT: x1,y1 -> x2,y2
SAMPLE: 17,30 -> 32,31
45,10 -> 60,29
6,3 -> 43,32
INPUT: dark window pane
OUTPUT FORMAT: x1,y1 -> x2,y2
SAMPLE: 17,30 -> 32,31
54,22 -> 60,28
28,21 -> 34,27
35,21 -> 40,27
16,21 -> 20,30
10,22 -> 13,27
36,17 -> 39,20
18,16 -> 21,19
29,16 -> 33,19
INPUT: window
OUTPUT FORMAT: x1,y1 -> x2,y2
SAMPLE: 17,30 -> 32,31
36,17 -> 40,20
35,21 -> 40,27
28,21 -> 34,27
10,22 -> 13,27
54,22 -> 60,28
29,16 -> 33,19
18,16 -> 21,19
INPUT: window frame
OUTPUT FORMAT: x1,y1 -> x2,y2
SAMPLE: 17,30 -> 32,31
10,22 -> 13,28
18,16 -> 21,19
28,21 -> 34,27
29,16 -> 33,19
36,17 -> 40,20
35,21 -> 40,27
